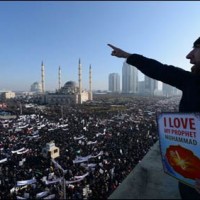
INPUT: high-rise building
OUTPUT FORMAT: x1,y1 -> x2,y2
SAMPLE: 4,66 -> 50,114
162,83 -> 182,97
144,75 -> 158,95
108,73 -> 120,93
138,81 -> 145,94
122,62 -> 138,93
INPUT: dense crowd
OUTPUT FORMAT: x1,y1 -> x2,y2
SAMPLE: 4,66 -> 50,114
0,95 -> 180,199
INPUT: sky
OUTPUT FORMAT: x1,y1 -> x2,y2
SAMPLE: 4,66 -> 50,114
1,1 -> 200,92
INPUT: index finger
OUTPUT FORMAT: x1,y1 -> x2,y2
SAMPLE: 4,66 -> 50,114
107,44 -> 118,50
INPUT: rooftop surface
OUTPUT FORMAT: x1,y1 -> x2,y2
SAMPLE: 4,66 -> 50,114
109,141 -> 181,199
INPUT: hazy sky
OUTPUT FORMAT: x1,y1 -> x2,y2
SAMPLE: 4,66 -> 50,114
1,1 -> 200,92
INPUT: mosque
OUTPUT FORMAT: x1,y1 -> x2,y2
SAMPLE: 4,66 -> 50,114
36,59 -> 93,105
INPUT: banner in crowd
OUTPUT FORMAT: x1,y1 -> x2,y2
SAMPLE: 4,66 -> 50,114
45,178 -> 61,185
17,178 -> 36,186
65,177 -> 85,184
0,158 -> 7,164
43,194 -> 55,199
17,149 -> 29,154
73,151 -> 103,164
16,196 -> 27,199
12,147 -> 25,154
36,191 -> 49,198
74,172 -> 89,179
157,112 -> 200,187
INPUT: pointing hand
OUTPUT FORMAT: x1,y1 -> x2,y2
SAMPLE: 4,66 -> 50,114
107,44 -> 131,58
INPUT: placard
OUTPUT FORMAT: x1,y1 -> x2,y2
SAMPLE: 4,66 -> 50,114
157,112 -> 200,187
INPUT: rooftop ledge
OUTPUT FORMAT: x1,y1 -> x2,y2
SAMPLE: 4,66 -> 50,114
108,141 -> 181,199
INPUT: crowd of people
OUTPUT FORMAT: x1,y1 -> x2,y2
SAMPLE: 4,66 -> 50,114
0,95 -> 180,199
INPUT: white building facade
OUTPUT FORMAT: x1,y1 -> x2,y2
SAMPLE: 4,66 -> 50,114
144,75 -> 158,96
108,73 -> 120,93
122,62 -> 138,94
1,91 -> 16,100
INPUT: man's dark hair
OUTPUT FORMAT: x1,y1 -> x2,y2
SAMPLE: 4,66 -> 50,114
193,37 -> 200,48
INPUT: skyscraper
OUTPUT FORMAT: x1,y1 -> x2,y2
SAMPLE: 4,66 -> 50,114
144,75 -> 158,95
122,61 -> 138,93
108,73 -> 120,93
162,83 -> 182,97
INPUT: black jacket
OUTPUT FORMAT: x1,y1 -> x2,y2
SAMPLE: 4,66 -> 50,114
127,54 -> 200,198
127,54 -> 200,112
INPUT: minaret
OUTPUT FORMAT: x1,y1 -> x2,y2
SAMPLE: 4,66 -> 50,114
89,64 -> 93,100
78,58 -> 82,104
41,61 -> 45,93
58,66 -> 61,90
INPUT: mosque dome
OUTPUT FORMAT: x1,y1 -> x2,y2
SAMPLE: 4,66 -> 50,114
59,81 -> 79,94
64,81 -> 77,88
30,82 -> 42,93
